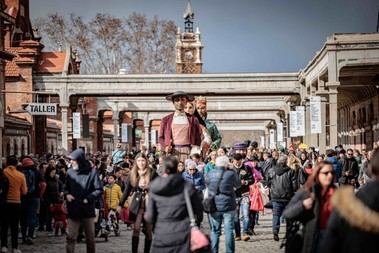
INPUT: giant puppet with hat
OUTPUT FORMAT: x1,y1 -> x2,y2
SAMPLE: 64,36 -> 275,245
158,91 -> 202,162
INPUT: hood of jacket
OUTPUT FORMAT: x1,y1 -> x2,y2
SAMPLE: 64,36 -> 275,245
326,156 -> 338,164
69,148 -> 91,173
332,183 -> 379,234
149,173 -> 185,196
274,164 -> 291,176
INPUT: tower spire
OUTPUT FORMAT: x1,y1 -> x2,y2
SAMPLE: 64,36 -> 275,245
183,0 -> 194,33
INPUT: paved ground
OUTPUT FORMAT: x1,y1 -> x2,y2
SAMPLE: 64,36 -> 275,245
17,209 -> 284,253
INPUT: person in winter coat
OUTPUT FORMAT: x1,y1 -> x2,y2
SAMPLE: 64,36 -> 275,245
206,155 -> 241,253
182,160 -> 205,192
323,147 -> 379,253
103,174 -> 122,210
65,149 -> 103,253
117,153 -> 157,253
340,149 -> 359,185
145,156 -> 203,253
283,161 -> 336,253
325,149 -> 341,183
204,150 -> 217,174
43,166 -> 64,234
267,155 -> 299,241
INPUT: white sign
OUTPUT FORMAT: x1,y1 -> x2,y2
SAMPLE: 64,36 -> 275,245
121,123 -> 129,143
72,112 -> 81,139
269,129 -> 276,149
290,111 -> 298,137
310,96 -> 322,134
296,106 -> 305,137
277,122 -> 283,142
151,130 -> 157,145
260,136 -> 265,148
25,103 -> 57,115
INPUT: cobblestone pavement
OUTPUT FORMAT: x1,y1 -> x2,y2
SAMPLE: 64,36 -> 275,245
18,209 -> 284,253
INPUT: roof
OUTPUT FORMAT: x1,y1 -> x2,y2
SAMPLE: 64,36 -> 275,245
4,47 -> 22,77
37,52 -> 67,73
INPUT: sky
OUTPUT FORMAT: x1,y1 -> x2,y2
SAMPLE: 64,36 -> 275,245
30,0 -> 379,73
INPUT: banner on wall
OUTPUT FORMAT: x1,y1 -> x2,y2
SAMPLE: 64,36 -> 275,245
269,129 -> 276,149
277,122 -> 283,142
310,96 -> 322,134
72,112 -> 81,139
260,136 -> 265,148
296,106 -> 305,137
121,123 -> 129,143
150,130 -> 157,145
289,111 -> 298,137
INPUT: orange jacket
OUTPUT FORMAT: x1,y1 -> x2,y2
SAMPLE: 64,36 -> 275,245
3,166 -> 27,203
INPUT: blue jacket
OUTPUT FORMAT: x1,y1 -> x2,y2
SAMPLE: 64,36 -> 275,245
65,149 -> 103,220
205,167 -> 241,212
182,171 -> 205,191
326,156 -> 342,181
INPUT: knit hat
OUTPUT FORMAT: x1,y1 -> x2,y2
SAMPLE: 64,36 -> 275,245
22,157 -> 34,167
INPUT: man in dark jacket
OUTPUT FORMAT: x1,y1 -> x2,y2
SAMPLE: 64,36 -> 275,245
340,148 -> 359,185
267,155 -> 298,241
260,152 -> 274,180
65,149 -> 103,253
323,147 -> 379,253
232,153 -> 254,241
206,155 -> 241,253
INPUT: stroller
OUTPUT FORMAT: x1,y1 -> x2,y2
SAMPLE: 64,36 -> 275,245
50,201 -> 67,236
95,208 -> 109,241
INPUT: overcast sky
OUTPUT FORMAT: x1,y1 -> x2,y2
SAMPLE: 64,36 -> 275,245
30,0 -> 379,73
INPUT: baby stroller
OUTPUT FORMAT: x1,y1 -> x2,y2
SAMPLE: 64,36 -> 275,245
50,201 -> 67,236
107,209 -> 120,236
95,208 -> 109,241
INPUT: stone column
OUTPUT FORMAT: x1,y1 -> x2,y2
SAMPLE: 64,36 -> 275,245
112,111 -> 120,148
328,85 -> 339,148
143,113 -> 150,150
61,106 -> 69,154
95,117 -> 104,153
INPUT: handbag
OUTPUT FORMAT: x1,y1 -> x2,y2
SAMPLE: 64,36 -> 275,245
202,169 -> 225,213
280,220 -> 304,253
184,184 -> 210,253
128,190 -> 143,222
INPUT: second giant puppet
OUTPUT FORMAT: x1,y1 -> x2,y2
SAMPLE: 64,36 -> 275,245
158,91 -> 202,162
195,96 -> 222,151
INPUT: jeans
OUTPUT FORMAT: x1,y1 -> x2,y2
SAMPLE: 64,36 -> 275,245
234,196 -> 250,236
272,201 -> 287,234
1,203 -> 21,249
20,198 -> 39,240
210,210 -> 236,253
66,218 -> 95,253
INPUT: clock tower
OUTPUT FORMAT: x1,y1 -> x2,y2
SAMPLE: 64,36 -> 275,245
176,1 -> 203,74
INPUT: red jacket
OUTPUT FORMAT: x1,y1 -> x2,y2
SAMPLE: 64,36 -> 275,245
159,112 -> 202,149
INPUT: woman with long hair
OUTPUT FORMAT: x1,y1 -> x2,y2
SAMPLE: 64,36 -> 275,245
118,153 -> 156,253
283,161 -> 337,253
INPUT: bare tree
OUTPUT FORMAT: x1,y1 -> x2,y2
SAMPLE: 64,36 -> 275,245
33,13 -> 176,74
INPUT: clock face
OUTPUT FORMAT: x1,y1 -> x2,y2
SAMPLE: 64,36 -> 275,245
184,50 -> 194,61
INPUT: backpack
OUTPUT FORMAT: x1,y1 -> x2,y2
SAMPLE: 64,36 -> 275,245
0,171 -> 9,204
23,169 -> 36,194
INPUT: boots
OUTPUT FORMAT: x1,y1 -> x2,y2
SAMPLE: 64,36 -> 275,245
144,239 -> 152,253
132,236 -> 139,253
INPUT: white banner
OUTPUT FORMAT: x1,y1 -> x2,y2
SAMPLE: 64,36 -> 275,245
296,106 -> 305,137
72,112 -> 81,139
150,130 -> 157,145
310,96 -> 322,134
269,129 -> 276,149
290,111 -> 298,137
277,122 -> 283,142
260,136 -> 265,148
121,123 -> 129,143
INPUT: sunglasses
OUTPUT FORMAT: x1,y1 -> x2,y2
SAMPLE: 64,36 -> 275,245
320,171 -> 334,176
347,153 -> 353,156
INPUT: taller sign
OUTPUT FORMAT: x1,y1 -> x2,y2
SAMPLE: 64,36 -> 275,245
24,103 -> 57,116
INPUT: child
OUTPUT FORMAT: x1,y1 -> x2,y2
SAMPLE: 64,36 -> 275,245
103,174 -> 123,235
50,199 -> 67,236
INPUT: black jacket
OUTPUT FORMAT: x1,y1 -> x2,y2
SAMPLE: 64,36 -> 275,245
283,185 -> 336,253
234,164 -> 254,197
260,158 -> 274,180
323,181 -> 379,253
342,157 -> 359,179
267,164 -> 298,202
145,174 -> 202,253
44,176 -> 63,204
65,149 -> 103,220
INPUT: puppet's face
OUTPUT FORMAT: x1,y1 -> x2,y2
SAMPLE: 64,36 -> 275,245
184,102 -> 195,115
196,103 -> 207,119
173,96 -> 187,111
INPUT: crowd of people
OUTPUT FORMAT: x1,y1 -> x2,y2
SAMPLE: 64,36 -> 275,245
0,141 -> 378,253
